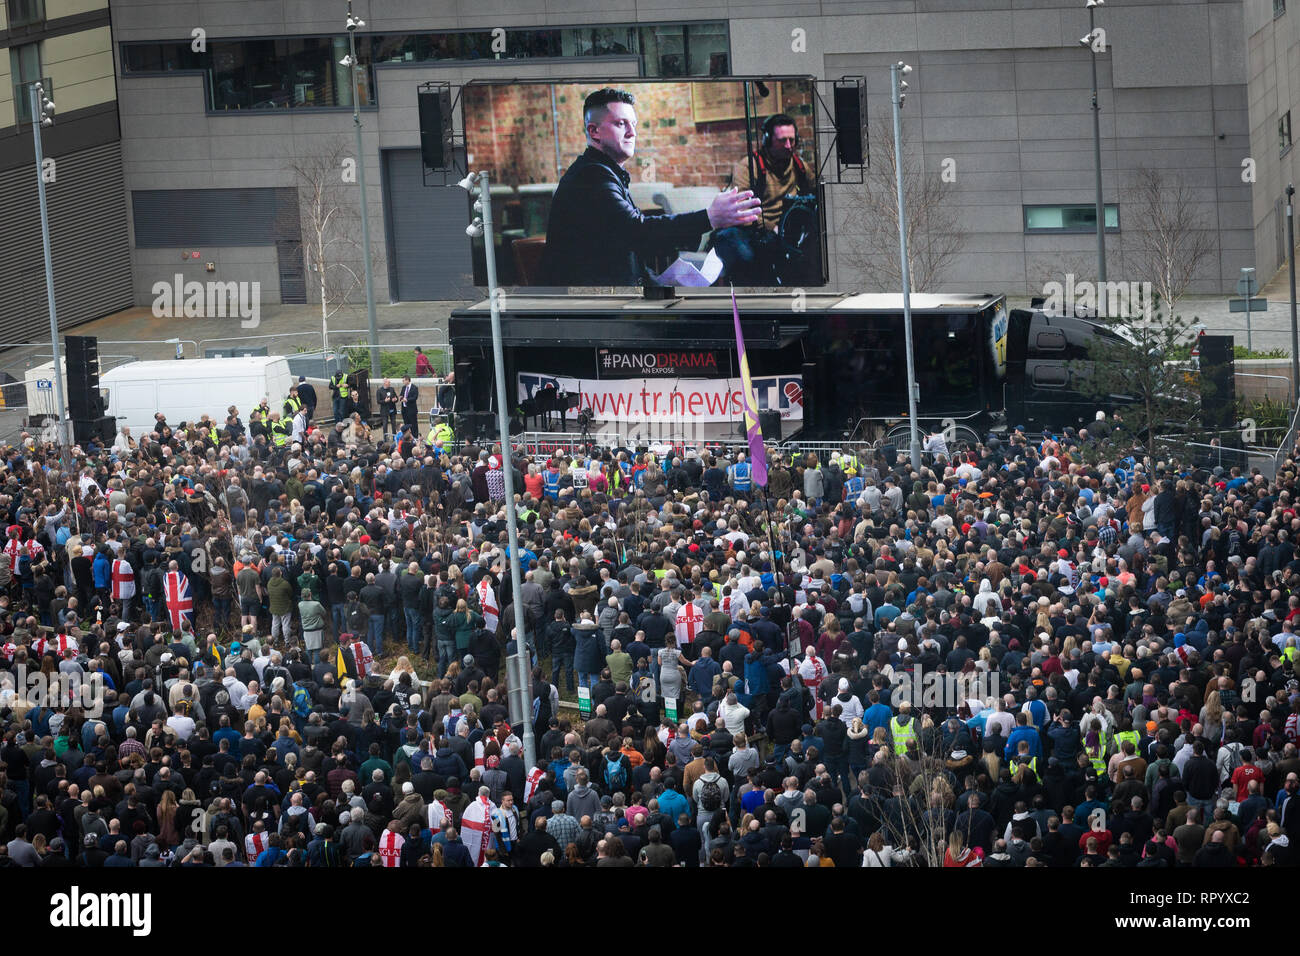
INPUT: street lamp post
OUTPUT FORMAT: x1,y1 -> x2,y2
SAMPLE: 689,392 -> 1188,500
30,82 -> 69,456
463,170 -> 536,771
1084,0 -> 1107,283
890,62 -> 922,472
344,3 -> 380,379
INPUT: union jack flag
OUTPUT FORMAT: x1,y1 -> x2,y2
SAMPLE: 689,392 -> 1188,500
164,570 -> 193,631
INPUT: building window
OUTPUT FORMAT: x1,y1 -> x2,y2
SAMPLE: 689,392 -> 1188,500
120,21 -> 731,111
10,42 -> 45,125
1276,0 -> 1286,18
1024,204 -> 1119,234
1282,111 -> 1293,156
5,0 -> 44,29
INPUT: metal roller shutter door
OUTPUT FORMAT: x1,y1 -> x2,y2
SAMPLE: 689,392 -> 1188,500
0,141 -> 133,344
381,147 -> 472,301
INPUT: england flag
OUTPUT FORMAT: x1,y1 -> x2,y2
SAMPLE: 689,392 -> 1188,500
460,793 -> 497,867
675,602 -> 703,648
477,577 -> 500,633
111,559 -> 136,601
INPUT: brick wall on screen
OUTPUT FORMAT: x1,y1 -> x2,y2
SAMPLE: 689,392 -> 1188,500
464,80 -> 814,189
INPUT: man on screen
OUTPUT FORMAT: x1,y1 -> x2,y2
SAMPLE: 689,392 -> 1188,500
540,88 -> 762,286
714,113 -> 820,285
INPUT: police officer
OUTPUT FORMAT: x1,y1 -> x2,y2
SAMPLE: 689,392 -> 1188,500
330,370 -> 351,422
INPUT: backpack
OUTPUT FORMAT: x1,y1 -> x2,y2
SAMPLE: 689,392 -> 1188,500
699,777 -> 723,813
291,684 -> 312,719
603,753 -> 627,792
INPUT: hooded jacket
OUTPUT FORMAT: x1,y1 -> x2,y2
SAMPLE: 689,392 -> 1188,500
565,782 -> 602,821
573,619 -> 604,674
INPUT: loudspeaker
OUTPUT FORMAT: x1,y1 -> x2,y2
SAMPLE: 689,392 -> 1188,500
833,81 -> 867,167
759,408 -> 781,442
65,335 -> 103,421
418,87 -> 454,170
72,416 -> 115,446
453,361 -> 474,412
800,361 -> 818,429
1198,335 -> 1235,433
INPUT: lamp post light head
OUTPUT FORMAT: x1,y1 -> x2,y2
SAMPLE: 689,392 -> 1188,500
346,15 -> 364,30
1086,0 -> 1104,8
466,218 -> 485,238
1079,33 -> 1094,46
456,172 -> 480,193
338,54 -> 355,67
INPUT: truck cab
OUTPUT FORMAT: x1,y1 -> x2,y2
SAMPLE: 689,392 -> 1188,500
1002,308 -> 1134,430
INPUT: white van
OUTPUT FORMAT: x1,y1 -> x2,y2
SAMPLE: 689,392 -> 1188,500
102,356 -> 294,435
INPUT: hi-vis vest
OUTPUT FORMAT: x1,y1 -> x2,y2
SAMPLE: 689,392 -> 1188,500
1008,755 -> 1039,781
270,420 -> 290,446
332,373 -> 350,399
841,454 -> 860,475
433,422 -> 453,444
543,470 -> 560,499
1285,645 -> 1298,665
890,715 -> 916,754
284,395 -> 303,417
1086,744 -> 1107,778
1114,729 -> 1139,757
730,461 -> 752,491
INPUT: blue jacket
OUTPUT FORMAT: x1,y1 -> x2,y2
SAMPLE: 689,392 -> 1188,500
689,656 -> 721,698
744,653 -> 770,697
1005,724 -> 1042,760
657,788 -> 689,829
93,553 -> 112,588
864,703 -> 893,737
1022,698 -> 1048,729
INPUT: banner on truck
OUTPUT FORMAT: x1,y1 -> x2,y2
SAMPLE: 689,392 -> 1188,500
518,372 -> 804,424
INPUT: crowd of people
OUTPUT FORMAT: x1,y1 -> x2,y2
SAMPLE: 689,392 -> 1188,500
2,393 -> 1300,870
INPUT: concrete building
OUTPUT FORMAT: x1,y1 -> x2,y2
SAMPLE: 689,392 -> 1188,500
1246,0 -> 1300,283
73,1 -> 1267,315
1,0 -> 132,343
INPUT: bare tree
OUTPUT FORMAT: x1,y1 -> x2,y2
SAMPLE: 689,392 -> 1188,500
1025,251 -> 1098,306
839,111 -> 968,292
1122,166 -> 1216,318
288,139 -> 382,357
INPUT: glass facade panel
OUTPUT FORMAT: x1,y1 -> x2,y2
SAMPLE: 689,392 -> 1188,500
121,23 -> 729,111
